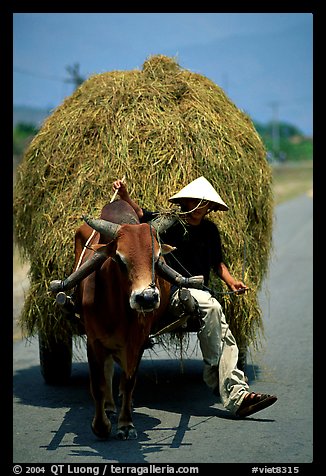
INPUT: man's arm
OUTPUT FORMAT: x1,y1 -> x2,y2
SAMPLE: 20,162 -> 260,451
112,180 -> 144,219
217,262 -> 248,293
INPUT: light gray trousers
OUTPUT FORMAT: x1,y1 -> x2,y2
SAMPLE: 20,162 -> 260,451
170,288 -> 249,414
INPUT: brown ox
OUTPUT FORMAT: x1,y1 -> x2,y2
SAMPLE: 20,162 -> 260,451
74,201 -> 173,440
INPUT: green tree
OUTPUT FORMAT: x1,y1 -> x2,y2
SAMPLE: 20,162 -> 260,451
13,122 -> 38,156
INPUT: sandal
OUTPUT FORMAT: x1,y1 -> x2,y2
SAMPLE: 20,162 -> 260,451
236,392 -> 277,418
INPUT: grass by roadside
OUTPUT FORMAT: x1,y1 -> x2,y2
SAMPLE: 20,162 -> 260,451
272,160 -> 313,204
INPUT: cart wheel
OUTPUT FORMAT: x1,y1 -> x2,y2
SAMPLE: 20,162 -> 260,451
39,332 -> 72,384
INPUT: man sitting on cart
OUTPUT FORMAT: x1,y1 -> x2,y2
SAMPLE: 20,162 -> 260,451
111,176 -> 277,418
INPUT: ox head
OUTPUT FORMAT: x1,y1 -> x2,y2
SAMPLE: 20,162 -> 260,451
83,215 -> 175,313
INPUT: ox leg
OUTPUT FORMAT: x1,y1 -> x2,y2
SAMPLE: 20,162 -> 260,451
116,371 -> 138,440
87,341 -> 112,439
104,355 -> 117,417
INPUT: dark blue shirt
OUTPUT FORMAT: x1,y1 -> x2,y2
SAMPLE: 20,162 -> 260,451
141,210 -> 223,285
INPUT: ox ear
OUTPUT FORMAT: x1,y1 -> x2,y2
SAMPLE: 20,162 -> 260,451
161,244 -> 176,255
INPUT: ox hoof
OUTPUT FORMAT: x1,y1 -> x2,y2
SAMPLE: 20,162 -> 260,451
91,420 -> 111,440
106,409 -> 117,422
115,425 -> 138,440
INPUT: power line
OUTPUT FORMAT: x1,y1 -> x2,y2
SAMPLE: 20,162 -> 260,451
14,64 -> 87,90
14,67 -> 66,82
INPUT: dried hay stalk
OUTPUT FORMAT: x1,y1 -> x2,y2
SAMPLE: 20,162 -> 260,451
14,54 -> 273,349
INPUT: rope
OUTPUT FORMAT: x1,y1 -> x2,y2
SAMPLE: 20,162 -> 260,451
149,223 -> 156,288
150,312 -> 190,338
242,237 -> 247,283
75,230 -> 96,272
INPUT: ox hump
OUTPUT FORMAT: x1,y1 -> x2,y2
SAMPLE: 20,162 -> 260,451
100,200 -> 139,225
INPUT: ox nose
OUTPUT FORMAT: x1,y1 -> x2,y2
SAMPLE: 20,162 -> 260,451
133,287 -> 160,312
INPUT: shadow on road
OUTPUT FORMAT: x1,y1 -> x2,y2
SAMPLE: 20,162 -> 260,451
13,357 -> 261,462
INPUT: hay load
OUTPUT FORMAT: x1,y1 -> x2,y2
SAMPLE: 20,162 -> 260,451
13,54 -> 273,350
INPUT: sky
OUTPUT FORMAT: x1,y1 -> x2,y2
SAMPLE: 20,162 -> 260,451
13,13 -> 313,136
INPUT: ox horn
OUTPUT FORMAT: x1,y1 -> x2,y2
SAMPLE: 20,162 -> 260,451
83,215 -> 121,241
150,214 -> 179,235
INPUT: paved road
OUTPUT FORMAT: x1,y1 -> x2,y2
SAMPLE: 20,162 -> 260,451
13,193 -> 313,465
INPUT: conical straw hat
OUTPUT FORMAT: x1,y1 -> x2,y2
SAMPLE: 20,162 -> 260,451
169,176 -> 229,211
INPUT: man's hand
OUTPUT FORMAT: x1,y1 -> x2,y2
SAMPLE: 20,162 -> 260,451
112,179 -> 129,201
112,179 -> 144,219
228,280 -> 249,294
218,263 -> 249,294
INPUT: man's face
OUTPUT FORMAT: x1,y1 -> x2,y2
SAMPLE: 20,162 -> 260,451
180,198 -> 212,224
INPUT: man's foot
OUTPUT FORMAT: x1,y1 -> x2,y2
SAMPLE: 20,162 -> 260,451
236,392 -> 277,418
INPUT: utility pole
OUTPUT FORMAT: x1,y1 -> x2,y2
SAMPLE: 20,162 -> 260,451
65,63 -> 85,90
269,101 -> 280,160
